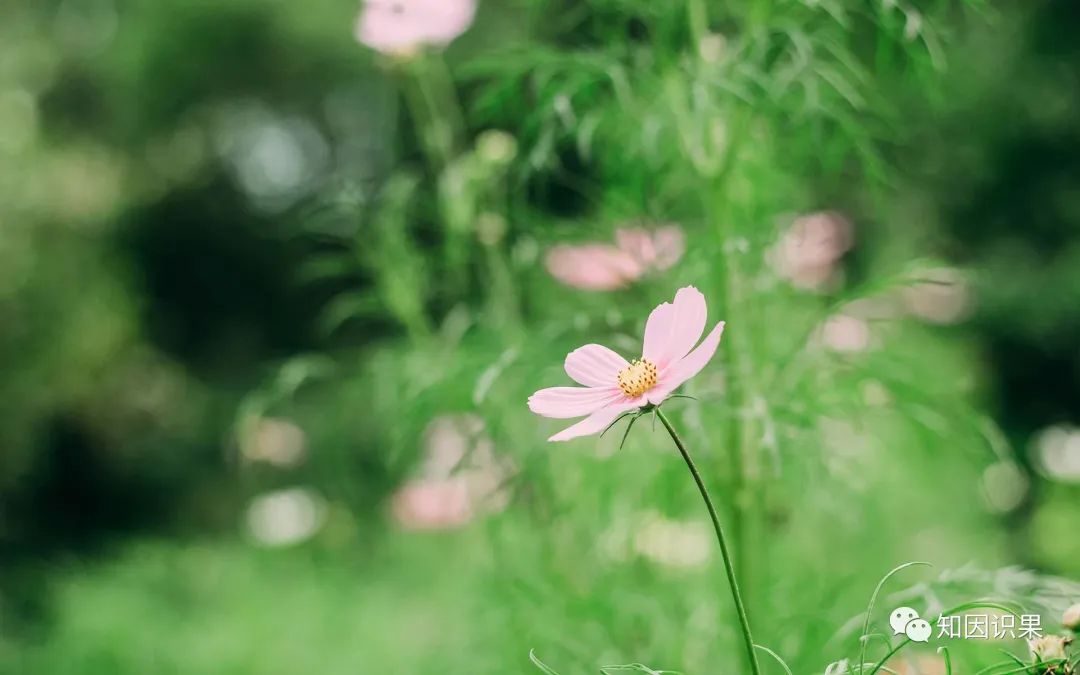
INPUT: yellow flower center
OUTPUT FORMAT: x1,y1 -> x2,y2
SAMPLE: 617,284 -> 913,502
617,358 -> 658,397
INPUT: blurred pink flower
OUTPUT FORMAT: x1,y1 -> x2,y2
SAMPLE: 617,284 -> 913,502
391,414 -> 513,531
354,0 -> 476,56
614,227 -> 685,271
528,286 -> 724,442
817,313 -> 871,353
768,211 -> 853,291
1063,603 -> 1080,631
544,225 -> 685,291
391,477 -> 473,530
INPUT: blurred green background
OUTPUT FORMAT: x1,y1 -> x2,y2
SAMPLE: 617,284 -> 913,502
2,0 -> 1080,673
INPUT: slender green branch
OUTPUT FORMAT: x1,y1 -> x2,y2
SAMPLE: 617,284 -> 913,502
857,561 -> 931,673
937,647 -> 952,675
655,408 -> 762,675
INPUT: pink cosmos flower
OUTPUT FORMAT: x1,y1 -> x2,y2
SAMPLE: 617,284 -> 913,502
528,286 -> 724,441
391,477 -> 473,530
817,313 -> 871,353
355,0 -> 477,56
391,414 -> 513,530
614,227 -> 685,271
768,211 -> 853,291
544,225 -> 685,291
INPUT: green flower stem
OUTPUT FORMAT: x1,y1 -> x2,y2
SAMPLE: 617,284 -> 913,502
655,408 -> 762,675
429,53 -> 467,146
397,56 -> 454,170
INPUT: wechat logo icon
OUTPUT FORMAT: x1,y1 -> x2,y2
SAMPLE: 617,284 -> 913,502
889,606 -> 931,643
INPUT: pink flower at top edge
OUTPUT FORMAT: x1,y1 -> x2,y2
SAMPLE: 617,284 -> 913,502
355,0 -> 477,56
545,225 -> 685,291
527,286 -> 725,442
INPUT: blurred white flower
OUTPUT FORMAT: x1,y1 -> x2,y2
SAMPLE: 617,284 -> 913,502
768,211 -> 853,291
1033,425 -> 1080,483
240,416 -> 307,468
246,487 -> 326,547
981,461 -> 1029,514
1029,634 -> 1072,662
213,101 -> 328,212
698,33 -> 726,63
355,0 -> 476,56
824,659 -> 851,675
477,130 -> 518,164
475,129 -> 517,165
632,511 -> 712,569
901,267 -> 973,325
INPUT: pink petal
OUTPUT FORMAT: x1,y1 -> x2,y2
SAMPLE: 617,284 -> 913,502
564,344 -> 628,387
545,244 -> 643,291
528,386 -> 623,419
426,0 -> 477,45
355,0 -> 476,54
641,301 -> 674,364
662,286 -> 708,365
648,321 -> 725,404
548,396 -> 644,442
642,286 -> 707,367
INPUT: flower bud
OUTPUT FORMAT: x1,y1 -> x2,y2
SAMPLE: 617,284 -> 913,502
475,130 -> 517,166
1064,603 -> 1080,632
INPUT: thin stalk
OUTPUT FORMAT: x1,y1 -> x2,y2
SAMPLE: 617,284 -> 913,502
705,141 -> 759,604
397,57 -> 453,170
688,0 -> 708,50
656,408 -> 762,675
481,236 -> 520,336
697,187 -> 748,592
430,53 -> 467,144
